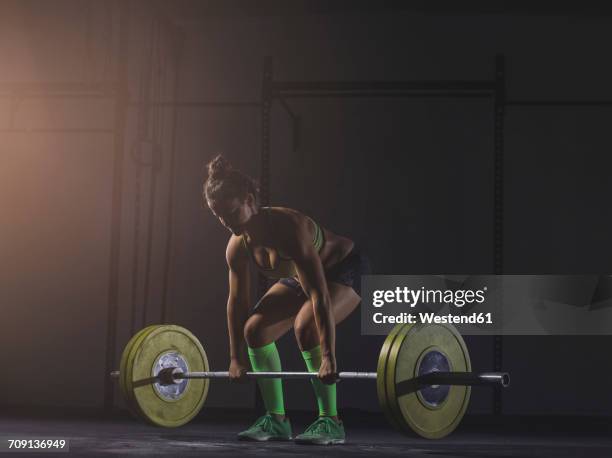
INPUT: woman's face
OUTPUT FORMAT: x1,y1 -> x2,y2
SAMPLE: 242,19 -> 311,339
208,195 -> 254,235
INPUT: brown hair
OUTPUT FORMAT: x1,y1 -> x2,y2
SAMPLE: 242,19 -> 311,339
203,154 -> 259,206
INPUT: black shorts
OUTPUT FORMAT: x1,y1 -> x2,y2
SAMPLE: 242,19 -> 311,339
277,245 -> 371,299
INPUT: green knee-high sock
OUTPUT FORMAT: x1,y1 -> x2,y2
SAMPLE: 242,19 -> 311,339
301,345 -> 337,417
248,342 -> 285,415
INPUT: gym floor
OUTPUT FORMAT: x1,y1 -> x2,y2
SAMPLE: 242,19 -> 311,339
3,407 -> 611,457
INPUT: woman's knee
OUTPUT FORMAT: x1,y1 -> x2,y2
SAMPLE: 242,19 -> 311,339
243,314 -> 265,347
293,317 -> 319,350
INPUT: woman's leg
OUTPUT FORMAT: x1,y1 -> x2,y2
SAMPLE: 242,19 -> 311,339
242,282 -> 305,419
243,281 -> 305,347
293,282 -> 361,350
294,282 -> 362,420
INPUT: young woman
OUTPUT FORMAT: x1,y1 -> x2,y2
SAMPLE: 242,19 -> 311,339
203,154 -> 371,445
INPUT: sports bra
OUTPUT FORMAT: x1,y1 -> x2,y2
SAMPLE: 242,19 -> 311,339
241,207 -> 325,279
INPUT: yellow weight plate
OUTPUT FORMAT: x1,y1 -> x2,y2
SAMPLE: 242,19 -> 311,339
376,323 -> 407,431
128,325 -> 209,427
389,323 -> 471,439
119,325 -> 160,419
119,327 -> 145,407
385,323 -> 414,432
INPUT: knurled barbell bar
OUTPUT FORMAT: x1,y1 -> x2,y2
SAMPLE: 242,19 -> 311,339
111,368 -> 508,385
111,323 -> 510,439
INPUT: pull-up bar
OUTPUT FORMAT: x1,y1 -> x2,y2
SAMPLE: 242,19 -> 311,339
270,80 -> 496,98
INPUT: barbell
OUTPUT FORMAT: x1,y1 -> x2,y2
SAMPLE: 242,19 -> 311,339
111,323 -> 510,439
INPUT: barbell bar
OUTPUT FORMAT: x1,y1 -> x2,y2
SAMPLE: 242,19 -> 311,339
111,368 -> 509,387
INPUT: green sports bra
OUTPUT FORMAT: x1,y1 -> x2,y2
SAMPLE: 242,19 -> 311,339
241,207 -> 325,279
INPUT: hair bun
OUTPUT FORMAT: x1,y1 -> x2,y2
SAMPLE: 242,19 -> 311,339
207,154 -> 232,180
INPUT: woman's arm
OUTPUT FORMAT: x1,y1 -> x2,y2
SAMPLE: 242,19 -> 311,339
225,236 -> 251,370
277,213 -> 337,383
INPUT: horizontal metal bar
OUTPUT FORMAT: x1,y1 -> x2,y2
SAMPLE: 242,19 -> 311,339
0,128 -> 114,134
112,369 -> 510,388
0,95 -> 258,105
394,371 -> 509,397
416,371 -> 510,388
176,370 -> 509,385
176,371 -> 377,380
273,81 -> 496,93
0,82 -> 116,95
275,91 -> 494,99
127,101 -> 260,108
0,94 -> 115,100
507,100 -> 612,107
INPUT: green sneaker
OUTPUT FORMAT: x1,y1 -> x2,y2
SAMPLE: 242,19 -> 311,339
237,414 -> 292,441
294,417 -> 346,445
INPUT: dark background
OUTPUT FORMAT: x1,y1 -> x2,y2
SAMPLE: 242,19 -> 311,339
1,0 -> 611,417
